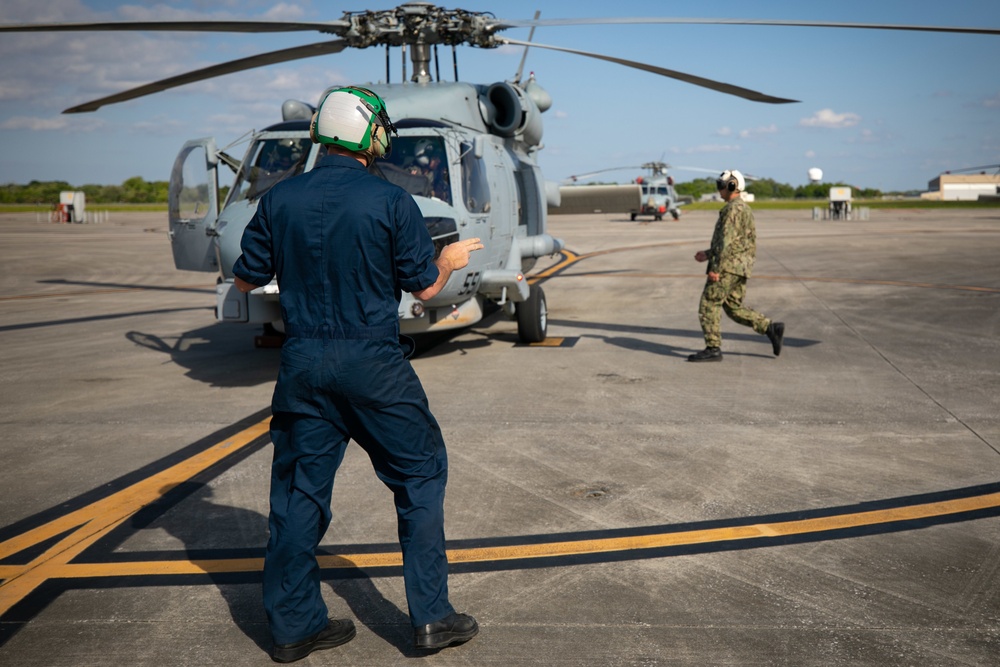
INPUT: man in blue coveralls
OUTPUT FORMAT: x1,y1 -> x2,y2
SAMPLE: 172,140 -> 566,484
233,86 -> 483,662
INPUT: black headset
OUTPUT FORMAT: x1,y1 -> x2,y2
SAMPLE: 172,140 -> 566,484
716,178 -> 737,192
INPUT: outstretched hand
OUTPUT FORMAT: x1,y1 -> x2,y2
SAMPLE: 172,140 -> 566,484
440,237 -> 484,271
411,237 -> 485,302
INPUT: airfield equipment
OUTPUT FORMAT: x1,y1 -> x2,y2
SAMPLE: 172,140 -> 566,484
3,4 -> 997,342
828,186 -> 852,220
53,191 -> 86,224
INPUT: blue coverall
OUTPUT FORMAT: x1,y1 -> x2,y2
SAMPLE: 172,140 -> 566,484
233,153 -> 455,645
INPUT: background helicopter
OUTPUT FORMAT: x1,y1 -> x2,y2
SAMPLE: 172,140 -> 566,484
561,162 -> 726,221
2,3 -> 998,345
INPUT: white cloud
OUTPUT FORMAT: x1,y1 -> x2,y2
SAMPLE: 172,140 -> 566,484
804,150 -> 816,158
799,109 -> 861,129
982,93 -> 1000,109
715,126 -> 733,137
739,124 -> 778,139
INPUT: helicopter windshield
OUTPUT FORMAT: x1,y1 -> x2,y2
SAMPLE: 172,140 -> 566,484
640,184 -> 670,197
373,136 -> 452,205
228,136 -> 311,203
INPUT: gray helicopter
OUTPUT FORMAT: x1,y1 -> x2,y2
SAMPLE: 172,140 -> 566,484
171,73 -> 561,345
3,4 -> 997,343
562,162 -> 726,221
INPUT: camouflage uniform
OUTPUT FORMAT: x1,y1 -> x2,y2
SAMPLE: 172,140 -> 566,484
698,197 -> 771,348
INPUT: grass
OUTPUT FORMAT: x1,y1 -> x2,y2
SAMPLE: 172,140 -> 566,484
682,199 -> 1000,211
0,203 -> 168,213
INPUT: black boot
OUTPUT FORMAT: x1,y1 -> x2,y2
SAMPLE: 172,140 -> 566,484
687,347 -> 723,362
414,612 -> 479,650
271,619 -> 356,663
766,322 -> 785,356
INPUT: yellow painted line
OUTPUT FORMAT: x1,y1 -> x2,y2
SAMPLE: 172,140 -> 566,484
0,417 -> 270,616
528,337 -> 566,347
4,489 -> 997,587
528,250 -> 580,281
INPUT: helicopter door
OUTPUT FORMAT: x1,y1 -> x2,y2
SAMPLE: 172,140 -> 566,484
168,138 -> 220,272
512,163 -> 544,237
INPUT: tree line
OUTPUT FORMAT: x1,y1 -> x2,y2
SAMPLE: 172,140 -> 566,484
1,177 -> 169,205
675,177 -> 884,200
2,175 -> 888,205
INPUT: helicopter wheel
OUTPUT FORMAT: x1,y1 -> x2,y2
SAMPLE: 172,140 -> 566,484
654,214 -> 663,221
671,211 -> 680,221
630,212 -> 637,221
516,283 -> 547,343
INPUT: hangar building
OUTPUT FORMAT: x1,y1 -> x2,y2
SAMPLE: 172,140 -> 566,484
923,172 -> 1000,200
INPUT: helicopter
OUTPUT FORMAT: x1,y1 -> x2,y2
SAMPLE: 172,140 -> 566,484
2,4 -> 998,344
561,162 -> 725,221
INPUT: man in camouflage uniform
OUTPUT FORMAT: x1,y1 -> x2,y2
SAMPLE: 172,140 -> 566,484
688,169 -> 784,362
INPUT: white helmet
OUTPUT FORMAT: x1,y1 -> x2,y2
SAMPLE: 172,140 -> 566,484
310,86 -> 396,158
717,169 -> 746,193
414,138 -> 435,166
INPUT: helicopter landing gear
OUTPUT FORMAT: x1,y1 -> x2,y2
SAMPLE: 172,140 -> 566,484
516,283 -> 547,343
630,212 -> 637,221
654,213 -> 663,221
671,210 -> 681,221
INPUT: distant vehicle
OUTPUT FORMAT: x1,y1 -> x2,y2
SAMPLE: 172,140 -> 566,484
632,164 -> 682,221
562,161 -> 719,221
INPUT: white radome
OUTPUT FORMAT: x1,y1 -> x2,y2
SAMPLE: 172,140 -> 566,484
808,167 -> 823,183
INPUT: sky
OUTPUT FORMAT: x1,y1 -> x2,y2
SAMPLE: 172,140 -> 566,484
1,0 -> 998,193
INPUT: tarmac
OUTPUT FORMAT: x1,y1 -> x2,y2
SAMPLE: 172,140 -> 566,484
1,206 -> 999,666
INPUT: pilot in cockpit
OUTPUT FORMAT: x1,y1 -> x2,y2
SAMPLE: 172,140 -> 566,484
408,139 -> 451,204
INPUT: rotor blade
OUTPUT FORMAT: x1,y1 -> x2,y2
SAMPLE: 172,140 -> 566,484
0,19 -> 349,34
64,39 -> 348,113
501,38 -> 798,104
564,166 -> 645,182
670,165 -> 725,175
944,163 -> 1000,173
514,10 -> 541,84
491,17 -> 1000,36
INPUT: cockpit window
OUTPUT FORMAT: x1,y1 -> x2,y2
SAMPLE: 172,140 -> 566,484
372,136 -> 452,204
459,140 -> 491,214
228,136 -> 311,203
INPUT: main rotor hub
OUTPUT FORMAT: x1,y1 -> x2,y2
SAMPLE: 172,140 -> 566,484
340,3 -> 500,49
642,162 -> 670,176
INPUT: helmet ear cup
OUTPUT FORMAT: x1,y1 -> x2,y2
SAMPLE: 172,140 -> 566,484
371,125 -> 389,158
727,179 -> 736,192
309,111 -> 320,144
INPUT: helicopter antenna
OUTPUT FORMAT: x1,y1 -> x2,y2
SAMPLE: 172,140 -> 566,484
514,10 -> 541,84
452,45 -> 459,81
385,44 -> 390,83
434,44 -> 441,81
